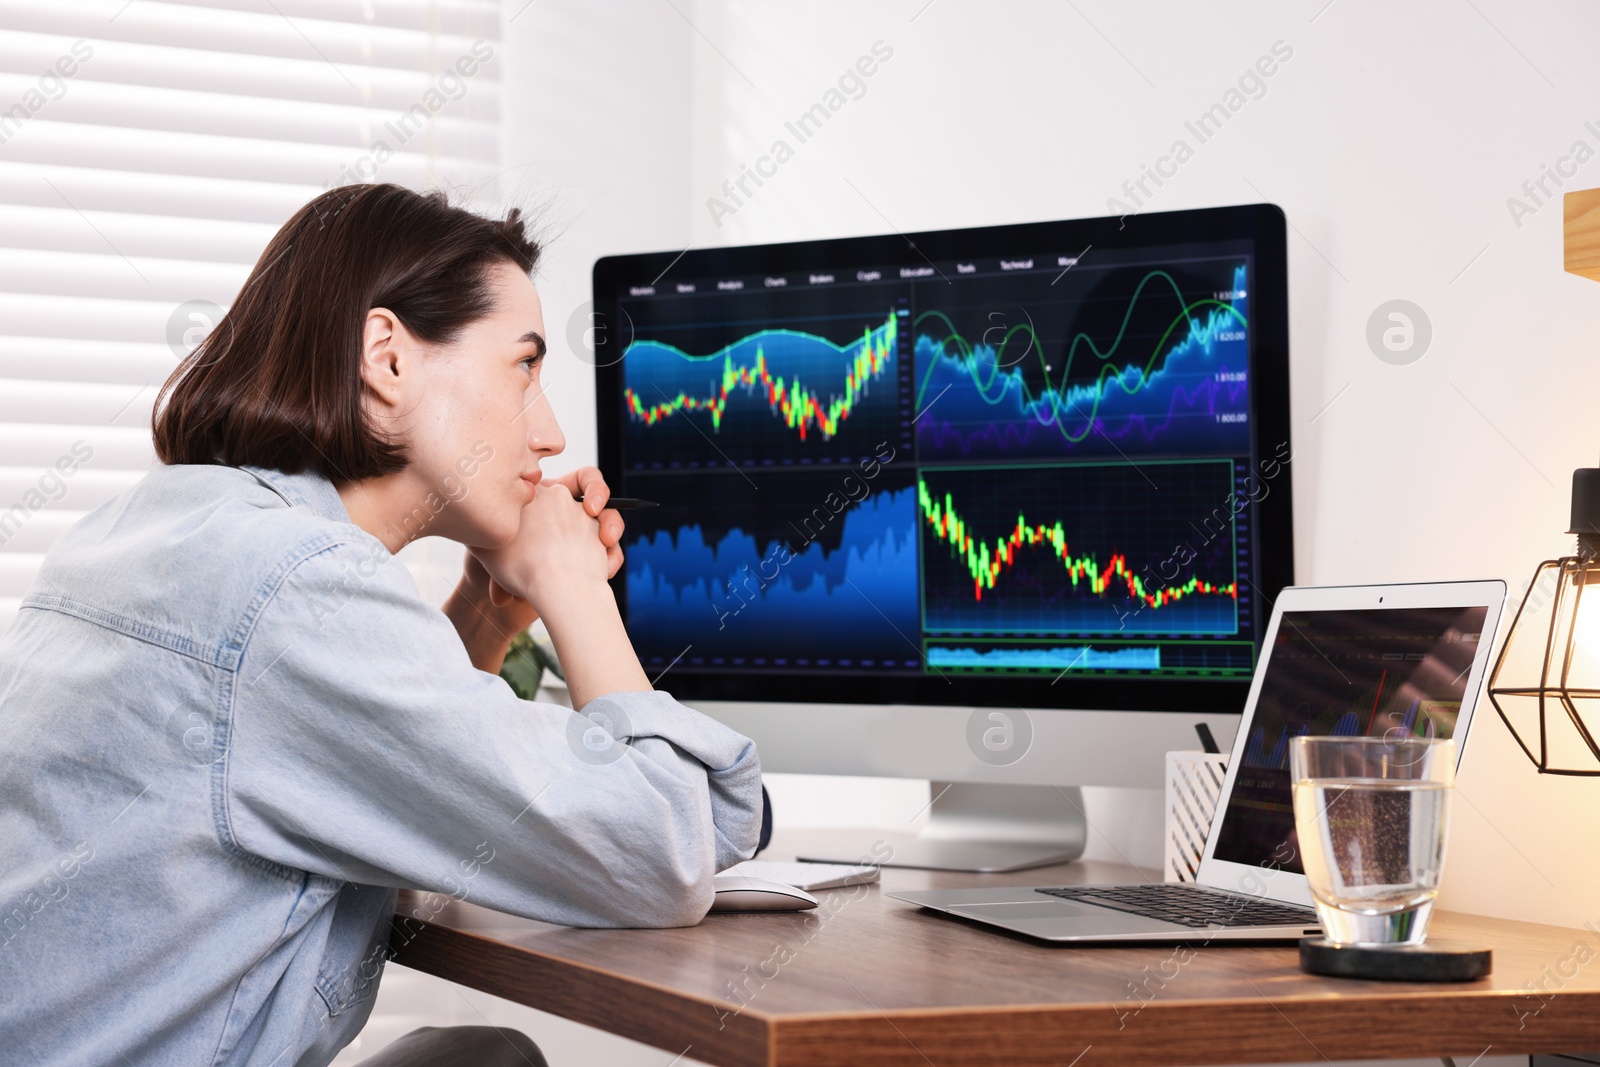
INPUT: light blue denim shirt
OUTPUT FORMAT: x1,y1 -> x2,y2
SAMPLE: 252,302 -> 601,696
0,463 -> 761,1066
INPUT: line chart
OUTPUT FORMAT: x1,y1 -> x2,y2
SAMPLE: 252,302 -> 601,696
914,263 -> 1250,460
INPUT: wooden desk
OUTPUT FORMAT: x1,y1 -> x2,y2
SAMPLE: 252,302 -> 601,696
388,832 -> 1600,1066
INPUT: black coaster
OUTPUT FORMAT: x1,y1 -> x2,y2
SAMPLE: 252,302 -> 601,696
1299,937 -> 1492,982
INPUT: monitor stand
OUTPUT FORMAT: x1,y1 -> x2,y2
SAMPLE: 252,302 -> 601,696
795,782 -> 1088,873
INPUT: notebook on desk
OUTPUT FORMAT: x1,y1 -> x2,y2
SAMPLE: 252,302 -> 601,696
889,579 -> 1507,943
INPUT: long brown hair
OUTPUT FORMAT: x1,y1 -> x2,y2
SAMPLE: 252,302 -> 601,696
154,184 -> 540,481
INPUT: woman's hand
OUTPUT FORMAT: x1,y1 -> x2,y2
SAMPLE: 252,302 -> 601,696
443,469 -> 624,674
550,465 -> 625,580
474,473 -> 622,615
458,469 -> 650,701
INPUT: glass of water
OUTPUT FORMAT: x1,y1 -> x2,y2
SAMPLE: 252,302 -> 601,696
1289,736 -> 1454,946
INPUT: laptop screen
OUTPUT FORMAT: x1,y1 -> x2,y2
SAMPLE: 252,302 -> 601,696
1209,605 -> 1489,875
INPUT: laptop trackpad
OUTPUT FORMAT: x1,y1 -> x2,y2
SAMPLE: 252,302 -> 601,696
949,900 -> 1181,935
950,901 -> 1103,920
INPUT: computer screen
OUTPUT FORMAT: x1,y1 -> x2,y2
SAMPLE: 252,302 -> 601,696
1208,604 -> 1490,874
592,204 -> 1292,714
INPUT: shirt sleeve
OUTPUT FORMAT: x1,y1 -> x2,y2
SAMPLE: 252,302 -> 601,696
222,537 -> 762,928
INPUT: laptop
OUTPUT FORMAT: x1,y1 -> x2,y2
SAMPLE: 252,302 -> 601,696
888,579 -> 1507,943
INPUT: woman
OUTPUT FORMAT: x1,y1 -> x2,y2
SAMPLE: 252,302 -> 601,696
0,184 -> 762,1066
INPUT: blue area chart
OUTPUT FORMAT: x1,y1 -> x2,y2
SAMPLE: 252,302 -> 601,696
623,487 -> 921,669
915,265 -> 1251,461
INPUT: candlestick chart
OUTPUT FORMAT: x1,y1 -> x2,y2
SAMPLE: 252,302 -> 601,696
914,262 -> 1251,461
621,310 -> 903,467
917,460 -> 1239,636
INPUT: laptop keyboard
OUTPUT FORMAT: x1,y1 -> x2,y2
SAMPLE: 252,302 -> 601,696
1035,883 -> 1319,929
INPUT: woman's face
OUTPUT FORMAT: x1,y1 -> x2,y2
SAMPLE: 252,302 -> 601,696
374,260 -> 566,549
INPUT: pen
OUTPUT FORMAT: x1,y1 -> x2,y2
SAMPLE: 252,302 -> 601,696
1195,722 -> 1220,754
573,494 -> 658,510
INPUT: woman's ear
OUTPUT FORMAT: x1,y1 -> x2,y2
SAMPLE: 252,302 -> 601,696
358,307 -> 412,412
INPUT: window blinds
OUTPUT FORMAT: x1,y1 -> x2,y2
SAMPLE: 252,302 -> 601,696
0,0 -> 502,634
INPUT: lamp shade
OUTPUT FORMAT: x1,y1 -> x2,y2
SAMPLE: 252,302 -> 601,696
1488,556 -> 1600,774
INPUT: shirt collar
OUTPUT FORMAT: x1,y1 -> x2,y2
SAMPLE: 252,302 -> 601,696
238,465 -> 351,524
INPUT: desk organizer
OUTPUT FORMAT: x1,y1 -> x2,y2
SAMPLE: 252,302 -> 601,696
1164,751 -> 1229,882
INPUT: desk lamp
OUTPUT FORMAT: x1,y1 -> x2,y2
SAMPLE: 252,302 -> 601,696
1486,188 -> 1600,773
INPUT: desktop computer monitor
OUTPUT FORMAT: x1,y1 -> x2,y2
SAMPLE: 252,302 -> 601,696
592,203 -> 1293,870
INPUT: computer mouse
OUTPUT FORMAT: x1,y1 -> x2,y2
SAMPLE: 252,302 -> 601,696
709,874 -> 819,913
